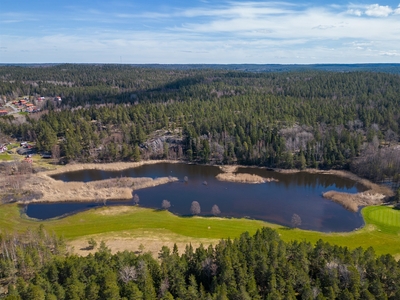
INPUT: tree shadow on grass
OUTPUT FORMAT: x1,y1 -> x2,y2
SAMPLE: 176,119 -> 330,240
80,246 -> 95,251
278,227 -> 294,231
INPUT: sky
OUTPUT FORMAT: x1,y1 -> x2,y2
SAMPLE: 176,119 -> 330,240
1,1 -> 400,64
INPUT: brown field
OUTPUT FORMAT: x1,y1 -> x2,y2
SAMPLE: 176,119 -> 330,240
68,230 -> 218,258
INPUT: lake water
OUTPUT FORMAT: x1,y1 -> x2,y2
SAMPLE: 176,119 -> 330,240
26,163 -> 366,232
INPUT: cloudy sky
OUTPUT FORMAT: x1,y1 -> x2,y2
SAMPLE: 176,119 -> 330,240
1,1 -> 400,63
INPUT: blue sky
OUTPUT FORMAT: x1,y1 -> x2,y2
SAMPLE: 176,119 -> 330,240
1,1 -> 400,63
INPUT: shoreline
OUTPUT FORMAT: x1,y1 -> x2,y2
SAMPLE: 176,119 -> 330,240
40,159 -> 181,176
21,174 -> 179,204
322,191 -> 386,212
16,160 -> 394,208
277,168 -> 394,211
16,160 -> 181,204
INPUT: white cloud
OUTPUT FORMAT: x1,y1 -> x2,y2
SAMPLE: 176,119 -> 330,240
312,25 -> 336,30
2,2 -> 400,63
380,51 -> 400,56
365,4 -> 393,17
347,9 -> 362,16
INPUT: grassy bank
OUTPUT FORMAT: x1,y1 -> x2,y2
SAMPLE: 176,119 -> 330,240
0,204 -> 399,258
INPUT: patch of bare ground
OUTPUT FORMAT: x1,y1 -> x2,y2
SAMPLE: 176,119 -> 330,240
68,231 -> 218,258
94,206 -> 132,216
323,191 -> 387,212
216,172 -> 277,184
20,172 -> 178,204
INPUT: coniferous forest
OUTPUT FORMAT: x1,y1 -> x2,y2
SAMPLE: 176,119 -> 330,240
1,65 -> 400,299
1,65 -> 399,186
1,227 -> 400,300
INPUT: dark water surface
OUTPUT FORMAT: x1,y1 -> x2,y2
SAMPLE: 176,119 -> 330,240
26,163 -> 366,232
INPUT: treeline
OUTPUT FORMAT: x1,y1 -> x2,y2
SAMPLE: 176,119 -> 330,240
0,65 -> 399,185
1,227 -> 399,299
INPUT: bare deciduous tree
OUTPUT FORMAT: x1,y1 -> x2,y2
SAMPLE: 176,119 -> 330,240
190,201 -> 201,215
291,213 -> 302,228
159,278 -> 170,298
202,257 -> 218,278
133,194 -> 140,205
51,144 -> 60,162
211,204 -> 221,216
161,199 -> 171,210
119,265 -> 137,284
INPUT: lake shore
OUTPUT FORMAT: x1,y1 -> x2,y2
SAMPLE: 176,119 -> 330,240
17,160 -> 394,208
322,190 -> 386,212
22,174 -> 179,203
41,159 -> 181,176
276,168 -> 393,211
18,160 -> 181,203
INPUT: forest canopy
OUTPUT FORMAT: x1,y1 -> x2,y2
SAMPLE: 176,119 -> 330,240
0,65 -> 399,185
1,227 -> 399,299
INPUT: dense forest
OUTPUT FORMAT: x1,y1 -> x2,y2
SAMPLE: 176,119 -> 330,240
1,65 -> 400,299
0,65 -> 399,186
1,227 -> 399,299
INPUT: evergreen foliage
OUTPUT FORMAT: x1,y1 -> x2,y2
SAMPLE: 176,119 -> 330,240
1,228 -> 399,299
1,65 -> 399,184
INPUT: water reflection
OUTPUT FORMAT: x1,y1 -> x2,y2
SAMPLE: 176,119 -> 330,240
27,163 -> 365,232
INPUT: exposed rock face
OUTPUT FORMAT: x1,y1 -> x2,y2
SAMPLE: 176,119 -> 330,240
142,130 -> 184,157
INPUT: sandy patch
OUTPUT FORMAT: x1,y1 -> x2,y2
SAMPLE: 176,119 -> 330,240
95,206 -> 132,216
68,230 -> 218,258
216,172 -> 277,184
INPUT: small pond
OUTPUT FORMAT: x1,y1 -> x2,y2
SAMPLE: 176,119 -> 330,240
26,163 -> 366,232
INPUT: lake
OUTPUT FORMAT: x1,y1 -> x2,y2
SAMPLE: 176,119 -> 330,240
26,163 -> 366,232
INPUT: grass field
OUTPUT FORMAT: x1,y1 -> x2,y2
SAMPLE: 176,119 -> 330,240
0,153 -> 12,161
0,203 -> 399,257
363,206 -> 400,233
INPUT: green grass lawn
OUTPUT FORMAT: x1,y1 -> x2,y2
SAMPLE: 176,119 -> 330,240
1,203 -> 399,257
363,206 -> 400,233
0,153 -> 12,161
7,143 -> 19,150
